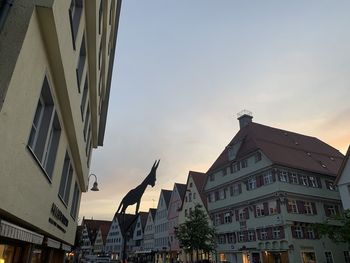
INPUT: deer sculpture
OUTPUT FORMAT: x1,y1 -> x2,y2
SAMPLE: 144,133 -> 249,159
116,160 -> 160,216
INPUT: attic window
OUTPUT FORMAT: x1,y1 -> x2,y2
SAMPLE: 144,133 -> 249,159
321,163 -> 327,168
307,152 -> 311,157
330,157 -> 335,161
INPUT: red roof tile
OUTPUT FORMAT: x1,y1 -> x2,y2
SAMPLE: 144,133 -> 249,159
207,122 -> 343,176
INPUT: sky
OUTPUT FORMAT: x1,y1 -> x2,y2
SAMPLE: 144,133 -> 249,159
79,1 -> 350,221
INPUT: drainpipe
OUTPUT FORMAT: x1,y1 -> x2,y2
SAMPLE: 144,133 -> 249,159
0,0 -> 14,32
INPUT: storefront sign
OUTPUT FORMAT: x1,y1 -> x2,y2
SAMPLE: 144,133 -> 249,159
50,203 -> 69,227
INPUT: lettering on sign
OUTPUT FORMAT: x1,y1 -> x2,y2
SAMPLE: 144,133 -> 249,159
50,203 -> 69,227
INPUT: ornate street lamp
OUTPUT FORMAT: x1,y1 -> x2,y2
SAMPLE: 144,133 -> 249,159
88,173 -> 99,191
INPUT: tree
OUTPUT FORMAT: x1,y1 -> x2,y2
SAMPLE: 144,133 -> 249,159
176,204 -> 216,262
313,209 -> 350,243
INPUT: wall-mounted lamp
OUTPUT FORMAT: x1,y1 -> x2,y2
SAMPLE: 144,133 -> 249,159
88,173 -> 99,191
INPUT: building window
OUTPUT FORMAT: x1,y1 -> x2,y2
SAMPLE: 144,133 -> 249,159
306,228 -> 315,239
325,205 -> 337,216
288,200 -> 298,213
227,233 -> 235,243
241,159 -> 248,168
58,152 -> 73,205
248,178 -> 257,190
238,232 -> 244,242
248,231 -> 255,241
80,75 -> 89,120
224,212 -> 232,224
325,252 -> 334,263
238,209 -> 245,221
326,181 -> 337,191
98,0 -> 103,34
260,229 -> 268,240
295,226 -> 303,238
269,200 -> 277,215
263,171 -> 273,185
304,202 -> 313,215
290,172 -> 299,184
76,35 -> 86,91
214,214 -> 220,225
279,170 -> 288,182
71,182 -> 80,219
273,227 -> 280,239
99,41 -> 103,70
230,184 -> 241,196
232,162 -> 240,172
188,192 -> 192,202
28,77 -> 61,180
69,0 -> 83,49
344,251 -> 350,263
300,176 -> 309,186
256,203 -> 265,217
83,104 -> 90,140
255,152 -> 262,162
193,193 -> 196,199
309,176 -> 318,187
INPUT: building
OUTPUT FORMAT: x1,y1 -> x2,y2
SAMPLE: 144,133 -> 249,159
105,213 -> 136,261
0,0 -> 121,261
335,146 -> 350,209
79,218 -> 112,262
143,208 -> 157,263
168,183 -> 187,262
132,211 -> 150,262
154,189 -> 172,263
178,171 -> 211,263
204,112 -> 347,263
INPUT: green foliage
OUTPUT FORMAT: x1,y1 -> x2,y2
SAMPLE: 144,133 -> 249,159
175,204 -> 216,254
313,209 -> 350,243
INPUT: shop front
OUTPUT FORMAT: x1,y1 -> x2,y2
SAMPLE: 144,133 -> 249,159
0,219 -> 71,263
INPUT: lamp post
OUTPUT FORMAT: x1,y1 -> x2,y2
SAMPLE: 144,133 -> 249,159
87,173 -> 100,191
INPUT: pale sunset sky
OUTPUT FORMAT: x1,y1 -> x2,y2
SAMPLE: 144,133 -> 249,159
79,1 -> 350,221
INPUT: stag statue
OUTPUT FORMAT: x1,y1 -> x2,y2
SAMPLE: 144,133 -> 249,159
117,160 -> 160,215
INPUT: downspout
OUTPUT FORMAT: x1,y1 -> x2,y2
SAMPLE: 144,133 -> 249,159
0,0 -> 13,32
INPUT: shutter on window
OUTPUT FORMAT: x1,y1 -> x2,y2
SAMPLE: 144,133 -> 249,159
297,201 -> 305,214
324,204 -> 330,217
276,199 -> 281,213
272,170 -> 276,182
257,175 -> 263,187
220,213 -> 224,224
280,226 -> 285,239
263,202 -> 269,216
286,199 -> 292,213
230,186 -> 233,196
298,174 -> 303,185
267,228 -> 273,240
335,205 -> 340,215
230,164 -> 233,174
243,231 -> 247,242
244,207 -> 249,219
235,210 -> 239,221
238,183 -> 242,194
253,231 -> 256,241
302,226 -> 307,239
311,202 -> 317,215
316,177 -> 322,188
253,205 -> 257,217
256,229 -> 261,240
291,226 -> 296,238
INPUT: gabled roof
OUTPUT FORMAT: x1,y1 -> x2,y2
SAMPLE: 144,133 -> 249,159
175,183 -> 187,202
82,219 -> 112,244
335,145 -> 350,184
207,122 -> 343,176
139,211 -> 149,231
100,221 -> 112,244
161,189 -> 172,209
179,171 -> 207,211
190,171 -> 208,209
114,213 -> 137,237
149,208 -> 157,220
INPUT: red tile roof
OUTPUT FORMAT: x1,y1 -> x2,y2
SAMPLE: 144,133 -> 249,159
82,219 -> 112,244
207,122 -> 344,176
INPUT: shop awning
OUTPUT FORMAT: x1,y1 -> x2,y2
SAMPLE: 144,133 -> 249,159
0,219 -> 43,245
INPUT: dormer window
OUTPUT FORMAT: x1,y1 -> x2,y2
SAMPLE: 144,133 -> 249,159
227,141 -> 243,161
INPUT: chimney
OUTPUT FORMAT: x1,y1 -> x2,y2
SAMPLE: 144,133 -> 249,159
237,110 -> 253,129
